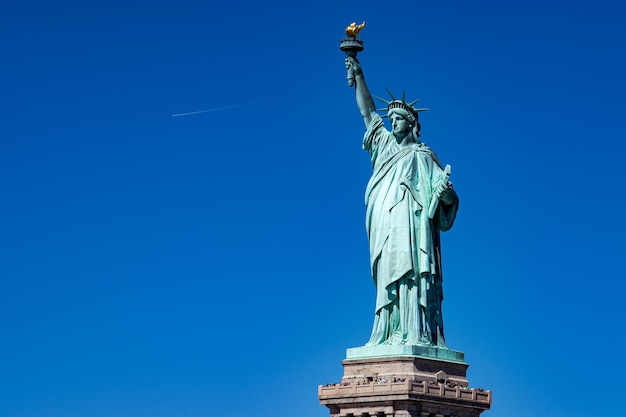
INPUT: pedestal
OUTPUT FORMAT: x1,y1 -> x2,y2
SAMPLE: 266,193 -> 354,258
319,346 -> 491,417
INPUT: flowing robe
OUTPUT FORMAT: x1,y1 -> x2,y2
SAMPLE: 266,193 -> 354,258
363,114 -> 458,346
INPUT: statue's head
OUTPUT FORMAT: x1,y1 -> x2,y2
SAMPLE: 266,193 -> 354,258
375,90 -> 428,138
388,103 -> 421,137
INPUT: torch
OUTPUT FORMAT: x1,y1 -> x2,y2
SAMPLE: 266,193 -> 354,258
339,22 -> 366,87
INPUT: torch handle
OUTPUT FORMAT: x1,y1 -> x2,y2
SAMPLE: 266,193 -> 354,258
344,53 -> 359,87
347,67 -> 355,86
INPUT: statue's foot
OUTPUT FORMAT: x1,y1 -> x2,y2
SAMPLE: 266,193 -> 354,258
383,332 -> 404,345
418,336 -> 433,346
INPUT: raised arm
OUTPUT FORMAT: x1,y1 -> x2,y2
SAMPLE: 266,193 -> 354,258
345,57 -> 378,127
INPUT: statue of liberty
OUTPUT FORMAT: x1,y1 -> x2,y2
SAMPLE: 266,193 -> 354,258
345,56 -> 459,348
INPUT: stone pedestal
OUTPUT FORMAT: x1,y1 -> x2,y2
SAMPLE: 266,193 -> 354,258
319,346 -> 491,417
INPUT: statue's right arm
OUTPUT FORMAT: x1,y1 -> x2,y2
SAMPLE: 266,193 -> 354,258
346,57 -> 377,127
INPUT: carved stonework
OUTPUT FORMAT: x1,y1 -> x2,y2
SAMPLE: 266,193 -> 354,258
319,355 -> 491,417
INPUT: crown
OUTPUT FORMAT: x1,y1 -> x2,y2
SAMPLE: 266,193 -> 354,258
374,88 -> 429,119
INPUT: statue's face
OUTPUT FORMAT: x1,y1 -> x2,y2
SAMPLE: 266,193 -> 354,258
390,113 -> 411,136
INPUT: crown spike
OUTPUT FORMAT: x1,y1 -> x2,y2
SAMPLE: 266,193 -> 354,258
376,90 -> 428,117
384,87 -> 396,101
373,95 -> 391,105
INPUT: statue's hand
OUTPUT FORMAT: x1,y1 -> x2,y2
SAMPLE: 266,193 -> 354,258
438,182 -> 455,205
345,56 -> 362,76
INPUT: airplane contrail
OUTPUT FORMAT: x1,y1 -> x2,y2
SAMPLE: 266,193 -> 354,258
172,102 -> 253,117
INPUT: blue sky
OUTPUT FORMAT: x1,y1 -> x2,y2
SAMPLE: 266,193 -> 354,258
1,1 -> 625,416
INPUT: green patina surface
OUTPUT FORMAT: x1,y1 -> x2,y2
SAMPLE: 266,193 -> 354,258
343,36 -> 459,350
346,345 -> 465,363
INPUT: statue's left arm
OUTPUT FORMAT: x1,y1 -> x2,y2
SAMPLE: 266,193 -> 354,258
437,185 -> 459,232
439,185 -> 456,206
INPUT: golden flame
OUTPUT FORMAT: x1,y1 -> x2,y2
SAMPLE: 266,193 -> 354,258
345,21 -> 366,37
